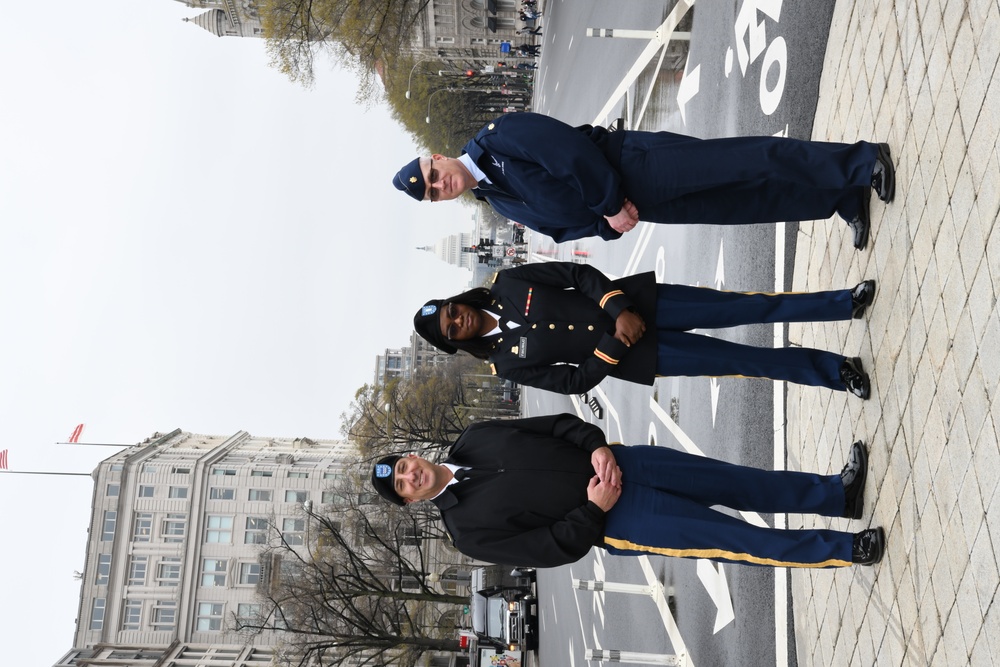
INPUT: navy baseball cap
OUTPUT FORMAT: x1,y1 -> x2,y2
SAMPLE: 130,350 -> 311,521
371,455 -> 404,506
393,158 -> 425,201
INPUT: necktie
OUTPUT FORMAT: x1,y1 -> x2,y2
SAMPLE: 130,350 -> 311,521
455,467 -> 490,482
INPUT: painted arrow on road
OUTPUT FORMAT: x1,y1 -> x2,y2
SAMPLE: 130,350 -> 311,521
696,559 -> 736,633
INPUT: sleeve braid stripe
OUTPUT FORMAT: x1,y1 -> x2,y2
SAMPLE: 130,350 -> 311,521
594,349 -> 619,365
599,290 -> 625,308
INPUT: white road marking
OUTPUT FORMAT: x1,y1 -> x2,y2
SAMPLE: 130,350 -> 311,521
676,61 -> 702,125
695,559 -> 736,633
714,240 -> 726,289
638,556 -> 693,666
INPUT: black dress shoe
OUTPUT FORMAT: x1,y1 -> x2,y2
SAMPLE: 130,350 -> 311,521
840,357 -> 870,399
847,188 -> 871,250
841,441 -> 868,519
851,279 -> 876,319
872,143 -> 895,203
852,527 -> 885,565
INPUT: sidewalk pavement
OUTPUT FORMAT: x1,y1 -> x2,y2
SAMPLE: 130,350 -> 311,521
787,1 -> 1000,665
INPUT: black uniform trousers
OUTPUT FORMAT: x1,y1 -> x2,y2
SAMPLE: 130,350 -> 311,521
654,284 -> 851,391
603,445 -> 853,568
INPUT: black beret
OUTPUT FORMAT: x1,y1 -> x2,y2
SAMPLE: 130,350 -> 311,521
413,300 -> 457,354
371,455 -> 404,506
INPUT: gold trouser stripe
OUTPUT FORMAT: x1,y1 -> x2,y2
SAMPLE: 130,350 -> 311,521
602,536 -> 851,568
599,290 -> 625,308
692,286 -> 810,296
654,374 -> 771,380
594,349 -> 619,365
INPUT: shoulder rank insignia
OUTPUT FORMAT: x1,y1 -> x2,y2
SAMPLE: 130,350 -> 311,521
409,176 -> 418,183
488,123 -> 495,130
490,363 -> 497,375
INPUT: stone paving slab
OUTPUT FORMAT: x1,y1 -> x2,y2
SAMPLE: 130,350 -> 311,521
787,1 -> 1000,665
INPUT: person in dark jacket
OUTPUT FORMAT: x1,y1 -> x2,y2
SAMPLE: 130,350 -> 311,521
391,112 -> 894,248
370,414 -> 885,568
412,262 -> 876,398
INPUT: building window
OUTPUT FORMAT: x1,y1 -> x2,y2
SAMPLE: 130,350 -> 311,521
236,603 -> 262,623
156,558 -> 181,586
95,554 -> 112,585
246,649 -> 273,662
100,511 -> 117,541
138,485 -> 155,497
286,471 -> 309,479
212,468 -> 236,476
122,599 -> 142,630
322,471 -> 342,480
133,512 -> 153,542
244,517 -> 268,544
201,558 -> 228,586
151,602 -> 177,631
250,469 -> 273,477
128,555 -> 148,586
171,466 -> 190,474
282,518 -> 305,545
110,463 -> 124,472
168,486 -> 188,499
109,650 -> 163,660
284,490 -> 308,503
248,489 -> 272,502
196,602 -> 224,631
205,515 -> 234,543
142,463 -> 156,474
209,487 -> 235,500
106,484 -> 120,497
239,562 -> 261,585
89,598 -> 106,630
322,490 -> 347,504
162,513 -> 187,542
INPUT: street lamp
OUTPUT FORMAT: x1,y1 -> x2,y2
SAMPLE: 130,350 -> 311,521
425,87 -> 471,124
405,58 -> 444,99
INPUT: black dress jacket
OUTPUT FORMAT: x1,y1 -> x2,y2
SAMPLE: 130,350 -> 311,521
485,262 -> 657,395
431,414 -> 608,567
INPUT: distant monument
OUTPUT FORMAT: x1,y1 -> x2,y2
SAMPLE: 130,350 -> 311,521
174,0 -> 263,39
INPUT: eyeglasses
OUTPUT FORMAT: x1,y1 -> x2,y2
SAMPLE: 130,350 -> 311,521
443,303 -> 459,340
427,165 -> 440,202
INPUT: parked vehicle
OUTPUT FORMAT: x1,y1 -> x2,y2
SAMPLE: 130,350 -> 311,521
470,566 -> 537,652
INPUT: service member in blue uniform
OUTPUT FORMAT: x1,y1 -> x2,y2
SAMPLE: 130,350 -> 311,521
370,413 -> 885,568
412,261 -> 876,398
392,112 -> 895,249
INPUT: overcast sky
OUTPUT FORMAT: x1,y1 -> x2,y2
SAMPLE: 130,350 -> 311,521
0,3 -> 477,663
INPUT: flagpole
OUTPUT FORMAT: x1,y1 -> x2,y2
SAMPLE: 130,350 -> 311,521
0,470 -> 93,477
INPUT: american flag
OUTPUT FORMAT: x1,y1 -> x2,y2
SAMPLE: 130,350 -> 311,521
68,424 -> 85,443
0,449 -> 8,470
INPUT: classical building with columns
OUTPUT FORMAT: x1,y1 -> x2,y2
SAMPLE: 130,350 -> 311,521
54,428 -> 475,667
173,0 -> 531,62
